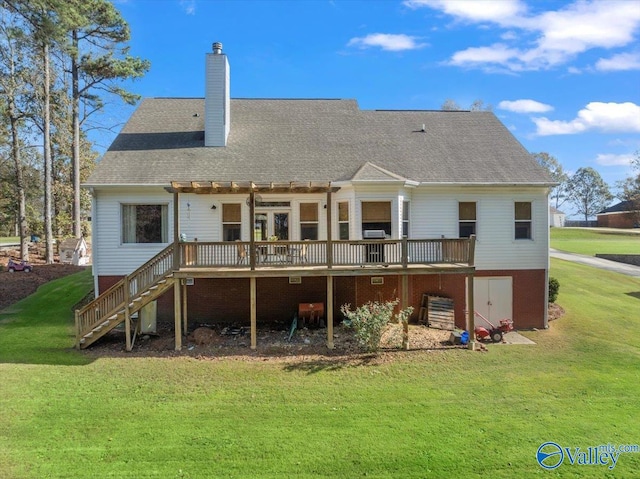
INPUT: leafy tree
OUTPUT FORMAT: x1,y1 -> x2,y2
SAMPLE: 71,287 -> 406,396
615,149 -> 640,225
441,98 -> 493,111
65,0 -> 149,237
0,11 -> 35,259
532,152 -> 569,209
566,167 -> 613,223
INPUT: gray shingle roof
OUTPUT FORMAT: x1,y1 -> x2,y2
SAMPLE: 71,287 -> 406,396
86,98 -> 554,186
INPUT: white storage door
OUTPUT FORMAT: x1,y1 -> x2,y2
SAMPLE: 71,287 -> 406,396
473,277 -> 512,329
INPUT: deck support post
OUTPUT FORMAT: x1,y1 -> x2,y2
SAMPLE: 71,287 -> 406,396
466,273 -> 475,351
182,280 -> 188,335
250,276 -> 257,349
401,274 -> 409,350
174,279 -> 182,350
124,276 -> 132,351
326,275 -> 334,349
326,191 -> 333,269
173,191 -> 180,270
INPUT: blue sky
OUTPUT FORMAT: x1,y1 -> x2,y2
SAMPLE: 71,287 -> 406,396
105,0 -> 640,211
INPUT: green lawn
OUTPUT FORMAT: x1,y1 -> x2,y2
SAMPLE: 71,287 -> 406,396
551,227 -> 640,255
1,264 -> 639,478
0,236 -> 19,244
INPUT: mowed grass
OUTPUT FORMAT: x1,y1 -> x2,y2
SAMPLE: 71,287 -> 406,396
0,236 -> 19,244
1,265 -> 639,478
551,227 -> 640,255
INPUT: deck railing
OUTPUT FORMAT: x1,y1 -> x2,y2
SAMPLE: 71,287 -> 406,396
75,243 -> 175,342
178,237 -> 474,269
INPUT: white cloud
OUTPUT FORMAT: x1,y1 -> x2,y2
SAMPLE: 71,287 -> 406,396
533,102 -> 640,136
450,43 -> 521,66
596,52 -> 640,71
498,99 -> 553,113
403,0 -> 526,24
347,33 -> 427,51
595,153 -> 635,166
409,0 -> 640,71
180,0 -> 196,15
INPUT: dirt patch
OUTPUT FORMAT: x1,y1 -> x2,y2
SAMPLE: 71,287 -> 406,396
83,321 -> 461,363
0,245 -> 87,311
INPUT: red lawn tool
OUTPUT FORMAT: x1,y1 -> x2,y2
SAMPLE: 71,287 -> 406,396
474,311 -> 513,343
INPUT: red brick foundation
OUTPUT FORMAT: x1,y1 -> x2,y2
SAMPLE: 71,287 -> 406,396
97,269 -> 546,330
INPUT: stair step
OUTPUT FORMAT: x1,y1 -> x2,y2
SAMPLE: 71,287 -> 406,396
108,314 -> 118,320
158,279 -> 167,284
149,285 -> 158,291
83,332 -> 93,339
141,291 -> 151,297
91,326 -> 103,333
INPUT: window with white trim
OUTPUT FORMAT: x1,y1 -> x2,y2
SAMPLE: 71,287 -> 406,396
300,203 -> 318,240
222,203 -> 242,241
338,201 -> 349,240
361,201 -> 391,237
515,202 -> 532,239
122,204 -> 168,244
402,201 -> 410,238
459,202 -> 476,238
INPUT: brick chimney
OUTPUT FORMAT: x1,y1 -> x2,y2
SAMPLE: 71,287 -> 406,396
204,42 -> 230,147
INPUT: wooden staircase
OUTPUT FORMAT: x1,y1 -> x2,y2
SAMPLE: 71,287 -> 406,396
75,244 -> 176,350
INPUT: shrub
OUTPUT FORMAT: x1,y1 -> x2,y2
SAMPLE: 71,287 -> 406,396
549,276 -> 560,303
341,300 -> 413,352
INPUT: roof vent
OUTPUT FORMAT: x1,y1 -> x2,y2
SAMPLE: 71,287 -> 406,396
421,124 -> 425,132
212,42 -> 223,54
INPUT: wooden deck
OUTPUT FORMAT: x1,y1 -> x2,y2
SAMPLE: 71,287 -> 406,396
177,238 -> 475,277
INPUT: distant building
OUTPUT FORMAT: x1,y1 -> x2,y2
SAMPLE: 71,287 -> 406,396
549,206 -> 566,227
597,201 -> 640,229
59,237 -> 89,266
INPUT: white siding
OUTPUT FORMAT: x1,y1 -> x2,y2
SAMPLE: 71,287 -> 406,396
93,188 -> 174,277
410,186 -> 549,270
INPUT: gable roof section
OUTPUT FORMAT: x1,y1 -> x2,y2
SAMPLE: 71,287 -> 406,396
350,162 -> 408,182
86,98 -> 554,187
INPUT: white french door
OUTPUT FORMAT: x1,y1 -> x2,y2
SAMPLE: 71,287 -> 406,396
254,210 -> 290,240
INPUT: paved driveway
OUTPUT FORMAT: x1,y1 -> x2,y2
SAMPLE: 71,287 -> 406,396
550,249 -> 640,277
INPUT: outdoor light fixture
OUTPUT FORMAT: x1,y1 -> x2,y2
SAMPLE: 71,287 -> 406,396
211,203 -> 217,210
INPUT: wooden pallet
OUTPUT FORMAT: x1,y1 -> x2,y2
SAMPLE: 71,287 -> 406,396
419,294 -> 455,330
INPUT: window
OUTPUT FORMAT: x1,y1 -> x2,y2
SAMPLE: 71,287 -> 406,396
300,203 -> 318,240
361,201 -> 391,237
338,202 -> 349,240
222,203 -> 242,241
515,202 -> 532,239
122,204 -> 168,244
459,202 -> 476,238
402,201 -> 410,238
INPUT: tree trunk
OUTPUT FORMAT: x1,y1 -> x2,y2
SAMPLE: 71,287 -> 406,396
71,29 -> 81,238
9,114 -> 29,262
43,42 -> 54,263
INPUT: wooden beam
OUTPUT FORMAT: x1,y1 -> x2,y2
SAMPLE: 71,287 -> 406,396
401,274 -> 409,350
326,191 -> 333,269
173,191 -> 180,270
250,277 -> 257,350
466,273 -> 475,351
174,280 -> 182,350
124,276 -> 132,351
182,280 -> 188,335
326,275 -> 334,349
